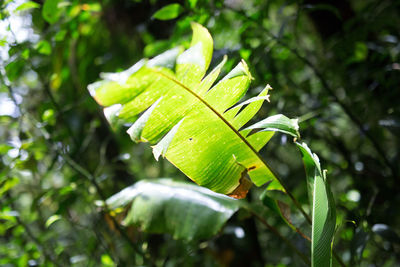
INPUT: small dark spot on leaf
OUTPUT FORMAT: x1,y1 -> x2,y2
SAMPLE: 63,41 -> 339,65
189,138 -> 193,141
248,166 -> 256,171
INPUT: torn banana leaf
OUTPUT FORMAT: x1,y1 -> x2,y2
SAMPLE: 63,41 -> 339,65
89,23 -> 300,197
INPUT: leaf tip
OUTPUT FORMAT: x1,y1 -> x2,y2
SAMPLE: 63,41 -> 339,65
87,81 -> 101,99
126,97 -> 163,142
152,146 -> 162,161
103,104 -> 122,125
151,118 -> 185,161
240,59 -> 253,80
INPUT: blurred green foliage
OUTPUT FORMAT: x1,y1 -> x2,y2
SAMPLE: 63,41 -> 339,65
0,0 -> 399,266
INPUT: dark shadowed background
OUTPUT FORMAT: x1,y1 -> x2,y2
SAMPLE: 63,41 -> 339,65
1,0 -> 399,266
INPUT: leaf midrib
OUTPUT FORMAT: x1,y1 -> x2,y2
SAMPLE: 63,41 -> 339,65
152,68 -> 282,187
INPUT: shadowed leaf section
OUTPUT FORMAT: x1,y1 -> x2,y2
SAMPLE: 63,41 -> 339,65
297,142 -> 336,267
106,178 -> 240,241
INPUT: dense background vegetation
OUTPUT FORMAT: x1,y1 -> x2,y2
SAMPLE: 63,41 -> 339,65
1,0 -> 399,266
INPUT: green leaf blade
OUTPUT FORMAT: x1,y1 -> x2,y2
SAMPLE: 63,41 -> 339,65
226,84 -> 271,129
152,4 -> 182,21
42,0 -> 62,24
127,97 -> 163,142
15,1 -> 40,12
296,142 -> 336,267
152,118 -> 184,160
245,114 -> 300,139
204,61 -> 252,114
106,179 -> 240,241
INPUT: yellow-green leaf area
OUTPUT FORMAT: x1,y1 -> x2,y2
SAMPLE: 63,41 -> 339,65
89,23 -> 285,197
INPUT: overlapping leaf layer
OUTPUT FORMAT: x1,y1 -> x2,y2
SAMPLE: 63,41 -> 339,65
106,178 -> 240,241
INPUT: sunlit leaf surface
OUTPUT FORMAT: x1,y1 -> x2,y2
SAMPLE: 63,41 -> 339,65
89,23 -> 291,197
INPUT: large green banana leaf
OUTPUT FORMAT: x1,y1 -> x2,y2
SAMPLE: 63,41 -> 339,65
106,178 -> 240,241
89,23 -> 299,197
296,142 -> 336,267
